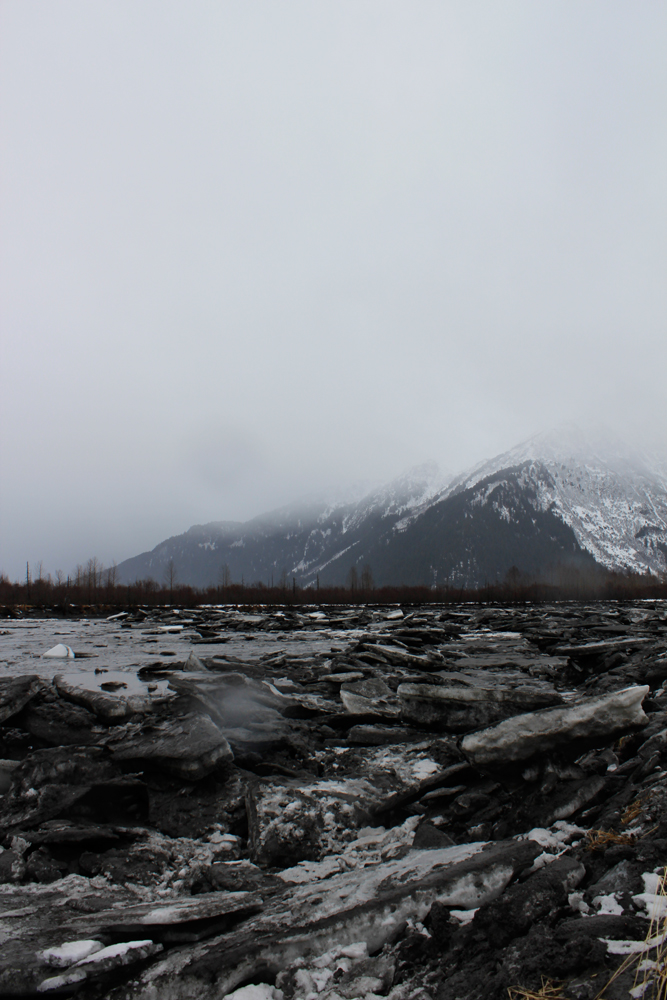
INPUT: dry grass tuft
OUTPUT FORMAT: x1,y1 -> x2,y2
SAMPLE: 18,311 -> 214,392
593,951 -> 639,1000
585,828 -> 636,851
507,979 -> 563,999
506,798 -> 662,999
622,796 -> 646,826
594,869 -> 667,999
631,869 -> 667,1000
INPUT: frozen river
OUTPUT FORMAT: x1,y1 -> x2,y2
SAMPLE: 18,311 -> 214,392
0,607 -> 376,699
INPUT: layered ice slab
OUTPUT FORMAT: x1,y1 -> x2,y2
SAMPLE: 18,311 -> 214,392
104,838 -> 540,1000
460,685 -> 649,766
398,675 -> 562,732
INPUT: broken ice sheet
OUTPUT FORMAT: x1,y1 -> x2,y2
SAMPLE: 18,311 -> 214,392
39,940 -> 103,968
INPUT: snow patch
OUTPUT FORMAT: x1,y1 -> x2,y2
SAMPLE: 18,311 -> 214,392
40,941 -> 103,968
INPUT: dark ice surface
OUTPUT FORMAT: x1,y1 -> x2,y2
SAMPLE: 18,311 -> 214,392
1,600 -> 667,1000
0,608 -> 365,698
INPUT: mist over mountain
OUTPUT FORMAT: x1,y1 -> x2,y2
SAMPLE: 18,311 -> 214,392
116,427 -> 667,590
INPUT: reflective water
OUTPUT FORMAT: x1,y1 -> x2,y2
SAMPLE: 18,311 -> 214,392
0,613 -> 364,698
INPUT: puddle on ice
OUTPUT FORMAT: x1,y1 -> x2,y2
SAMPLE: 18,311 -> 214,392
0,616 -> 349,700
56,668 -> 173,699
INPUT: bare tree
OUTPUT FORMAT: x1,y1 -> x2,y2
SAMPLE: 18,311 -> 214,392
86,557 -> 102,599
218,563 -> 231,589
347,566 -> 358,592
105,561 -> 118,593
360,564 -> 374,591
505,565 -> 522,594
163,559 -> 177,602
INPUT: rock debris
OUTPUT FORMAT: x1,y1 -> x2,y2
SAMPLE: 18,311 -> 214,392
1,601 -> 667,998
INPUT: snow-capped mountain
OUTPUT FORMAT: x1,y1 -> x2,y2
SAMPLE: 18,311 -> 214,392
115,462 -> 451,589
441,426 -> 667,577
116,426 -> 667,589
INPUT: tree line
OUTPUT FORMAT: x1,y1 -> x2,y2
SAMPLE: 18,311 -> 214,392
2,558 -> 667,610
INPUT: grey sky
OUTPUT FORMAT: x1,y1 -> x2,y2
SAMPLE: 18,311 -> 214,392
1,1 -> 665,581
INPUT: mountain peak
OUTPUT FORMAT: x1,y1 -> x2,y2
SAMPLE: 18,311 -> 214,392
116,426 -> 667,589
455,423 -> 663,490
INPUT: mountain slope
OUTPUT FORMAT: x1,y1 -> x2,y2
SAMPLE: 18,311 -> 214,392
354,464 -> 599,588
115,427 -> 667,589
116,463 -> 450,588
441,427 -> 667,576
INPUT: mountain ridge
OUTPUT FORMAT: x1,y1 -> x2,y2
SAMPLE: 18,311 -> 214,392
116,427 -> 667,589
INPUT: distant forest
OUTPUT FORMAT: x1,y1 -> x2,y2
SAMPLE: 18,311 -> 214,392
2,558 -> 667,611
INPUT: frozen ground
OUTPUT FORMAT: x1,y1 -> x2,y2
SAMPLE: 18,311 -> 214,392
2,601 -> 667,998
0,610 -> 368,698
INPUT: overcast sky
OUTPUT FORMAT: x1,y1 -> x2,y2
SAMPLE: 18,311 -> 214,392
1,1 -> 665,580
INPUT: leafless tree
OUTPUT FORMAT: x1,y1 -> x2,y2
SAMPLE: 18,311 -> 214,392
86,557 -> 103,599
218,563 -> 231,589
347,566 -> 358,592
163,560 -> 178,602
360,564 -> 374,591
105,562 -> 118,592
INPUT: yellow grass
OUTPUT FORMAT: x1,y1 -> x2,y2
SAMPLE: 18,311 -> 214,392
510,805 -> 664,999
585,828 -> 636,851
631,869 -> 667,1000
622,796 -> 645,826
594,869 -> 667,1000
507,979 -> 564,999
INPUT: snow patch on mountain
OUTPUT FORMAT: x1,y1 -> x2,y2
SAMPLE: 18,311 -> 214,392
339,462 -> 450,535
116,425 -> 667,588
438,426 -> 667,576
